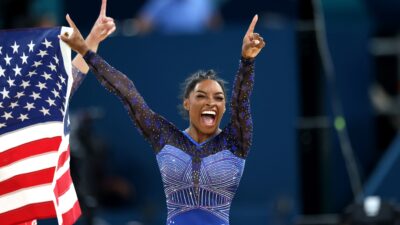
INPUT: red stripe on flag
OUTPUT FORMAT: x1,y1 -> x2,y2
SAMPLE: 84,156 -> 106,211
55,168 -> 73,197
57,146 -> 70,168
0,137 -> 61,167
53,145 -> 82,224
0,201 -> 55,225
61,200 -> 81,225
0,167 -> 55,195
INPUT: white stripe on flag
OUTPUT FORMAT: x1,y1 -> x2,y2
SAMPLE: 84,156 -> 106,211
0,122 -> 63,152
58,183 -> 79,214
55,156 -> 70,181
0,152 -> 58,182
0,184 -> 53,213
55,134 -> 70,180
60,26 -> 73,103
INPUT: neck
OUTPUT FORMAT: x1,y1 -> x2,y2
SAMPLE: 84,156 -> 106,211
185,126 -> 220,144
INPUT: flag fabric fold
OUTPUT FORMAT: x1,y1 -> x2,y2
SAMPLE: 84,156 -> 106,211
0,27 -> 80,225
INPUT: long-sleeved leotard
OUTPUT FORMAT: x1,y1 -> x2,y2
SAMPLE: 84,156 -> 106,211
83,51 -> 255,225
70,66 -> 86,96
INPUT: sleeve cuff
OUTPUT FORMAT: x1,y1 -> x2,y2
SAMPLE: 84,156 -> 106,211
83,50 -> 96,62
240,57 -> 255,65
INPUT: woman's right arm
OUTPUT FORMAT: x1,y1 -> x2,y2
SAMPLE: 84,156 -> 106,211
70,0 -> 115,95
60,14 -> 171,150
82,50 -> 161,140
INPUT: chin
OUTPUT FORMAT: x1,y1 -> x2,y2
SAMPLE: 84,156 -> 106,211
200,126 -> 219,135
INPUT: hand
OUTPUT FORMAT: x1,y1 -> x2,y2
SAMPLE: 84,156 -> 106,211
86,0 -> 116,45
59,14 -> 89,56
241,15 -> 266,59
69,0 -> 115,74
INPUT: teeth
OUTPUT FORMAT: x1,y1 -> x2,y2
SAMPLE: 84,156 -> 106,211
202,111 -> 216,116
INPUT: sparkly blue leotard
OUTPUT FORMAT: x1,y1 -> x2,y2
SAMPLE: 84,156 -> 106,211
83,51 -> 255,225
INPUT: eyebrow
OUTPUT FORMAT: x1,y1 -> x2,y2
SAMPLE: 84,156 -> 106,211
195,90 -> 224,95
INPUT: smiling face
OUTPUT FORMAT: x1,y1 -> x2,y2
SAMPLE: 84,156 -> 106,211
184,79 -> 226,141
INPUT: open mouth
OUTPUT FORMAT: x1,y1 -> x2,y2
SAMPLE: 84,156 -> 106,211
201,110 -> 216,127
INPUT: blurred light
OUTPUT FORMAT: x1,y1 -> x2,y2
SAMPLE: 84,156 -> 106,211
334,116 -> 346,131
363,196 -> 381,217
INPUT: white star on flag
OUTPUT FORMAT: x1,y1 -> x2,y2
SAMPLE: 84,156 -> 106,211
52,89 -> 60,98
41,71 -> 52,80
27,70 -> 37,77
13,64 -> 22,76
20,80 -> 31,89
1,87 -> 10,99
0,66 -> 5,77
37,49 -> 48,58
48,62 -> 57,71
15,91 -> 25,98
53,55 -> 59,64
56,82 -> 62,90
24,102 -> 35,111
1,111 -> 13,120
27,41 -> 35,52
59,75 -> 66,84
39,106 -> 50,116
32,60 -> 43,68
30,91 -> 41,100
36,81 -> 47,90
42,38 -> 53,48
45,97 -> 56,106
9,101 -> 19,109
17,113 -> 29,121
4,54 -> 12,65
11,41 -> 20,54
6,77 -> 15,87
20,52 -> 28,64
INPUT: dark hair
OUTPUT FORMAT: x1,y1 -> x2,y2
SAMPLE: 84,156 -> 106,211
178,70 -> 228,119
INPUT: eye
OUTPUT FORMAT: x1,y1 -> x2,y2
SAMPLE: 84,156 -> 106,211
196,94 -> 205,99
215,96 -> 225,101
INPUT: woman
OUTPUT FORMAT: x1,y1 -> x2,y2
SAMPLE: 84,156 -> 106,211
60,13 -> 265,225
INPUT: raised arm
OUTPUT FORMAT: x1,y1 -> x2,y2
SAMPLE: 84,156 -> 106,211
228,15 -> 265,158
60,14 -> 173,151
70,0 -> 116,94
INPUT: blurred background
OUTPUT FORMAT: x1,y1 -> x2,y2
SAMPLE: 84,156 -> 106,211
1,0 -> 400,224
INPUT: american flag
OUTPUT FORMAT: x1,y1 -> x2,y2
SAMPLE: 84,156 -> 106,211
0,27 -> 81,225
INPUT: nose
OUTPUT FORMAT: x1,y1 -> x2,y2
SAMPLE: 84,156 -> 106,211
206,97 -> 217,106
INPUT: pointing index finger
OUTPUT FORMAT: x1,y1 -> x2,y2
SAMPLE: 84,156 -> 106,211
66,14 -> 78,30
246,14 -> 258,36
100,0 -> 107,17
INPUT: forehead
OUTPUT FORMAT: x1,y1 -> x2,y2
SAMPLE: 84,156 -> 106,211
193,79 -> 223,93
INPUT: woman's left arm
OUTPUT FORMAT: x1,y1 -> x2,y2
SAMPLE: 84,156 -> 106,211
229,15 -> 265,158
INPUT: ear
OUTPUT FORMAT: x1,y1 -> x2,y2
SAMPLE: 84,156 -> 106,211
183,99 -> 190,111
